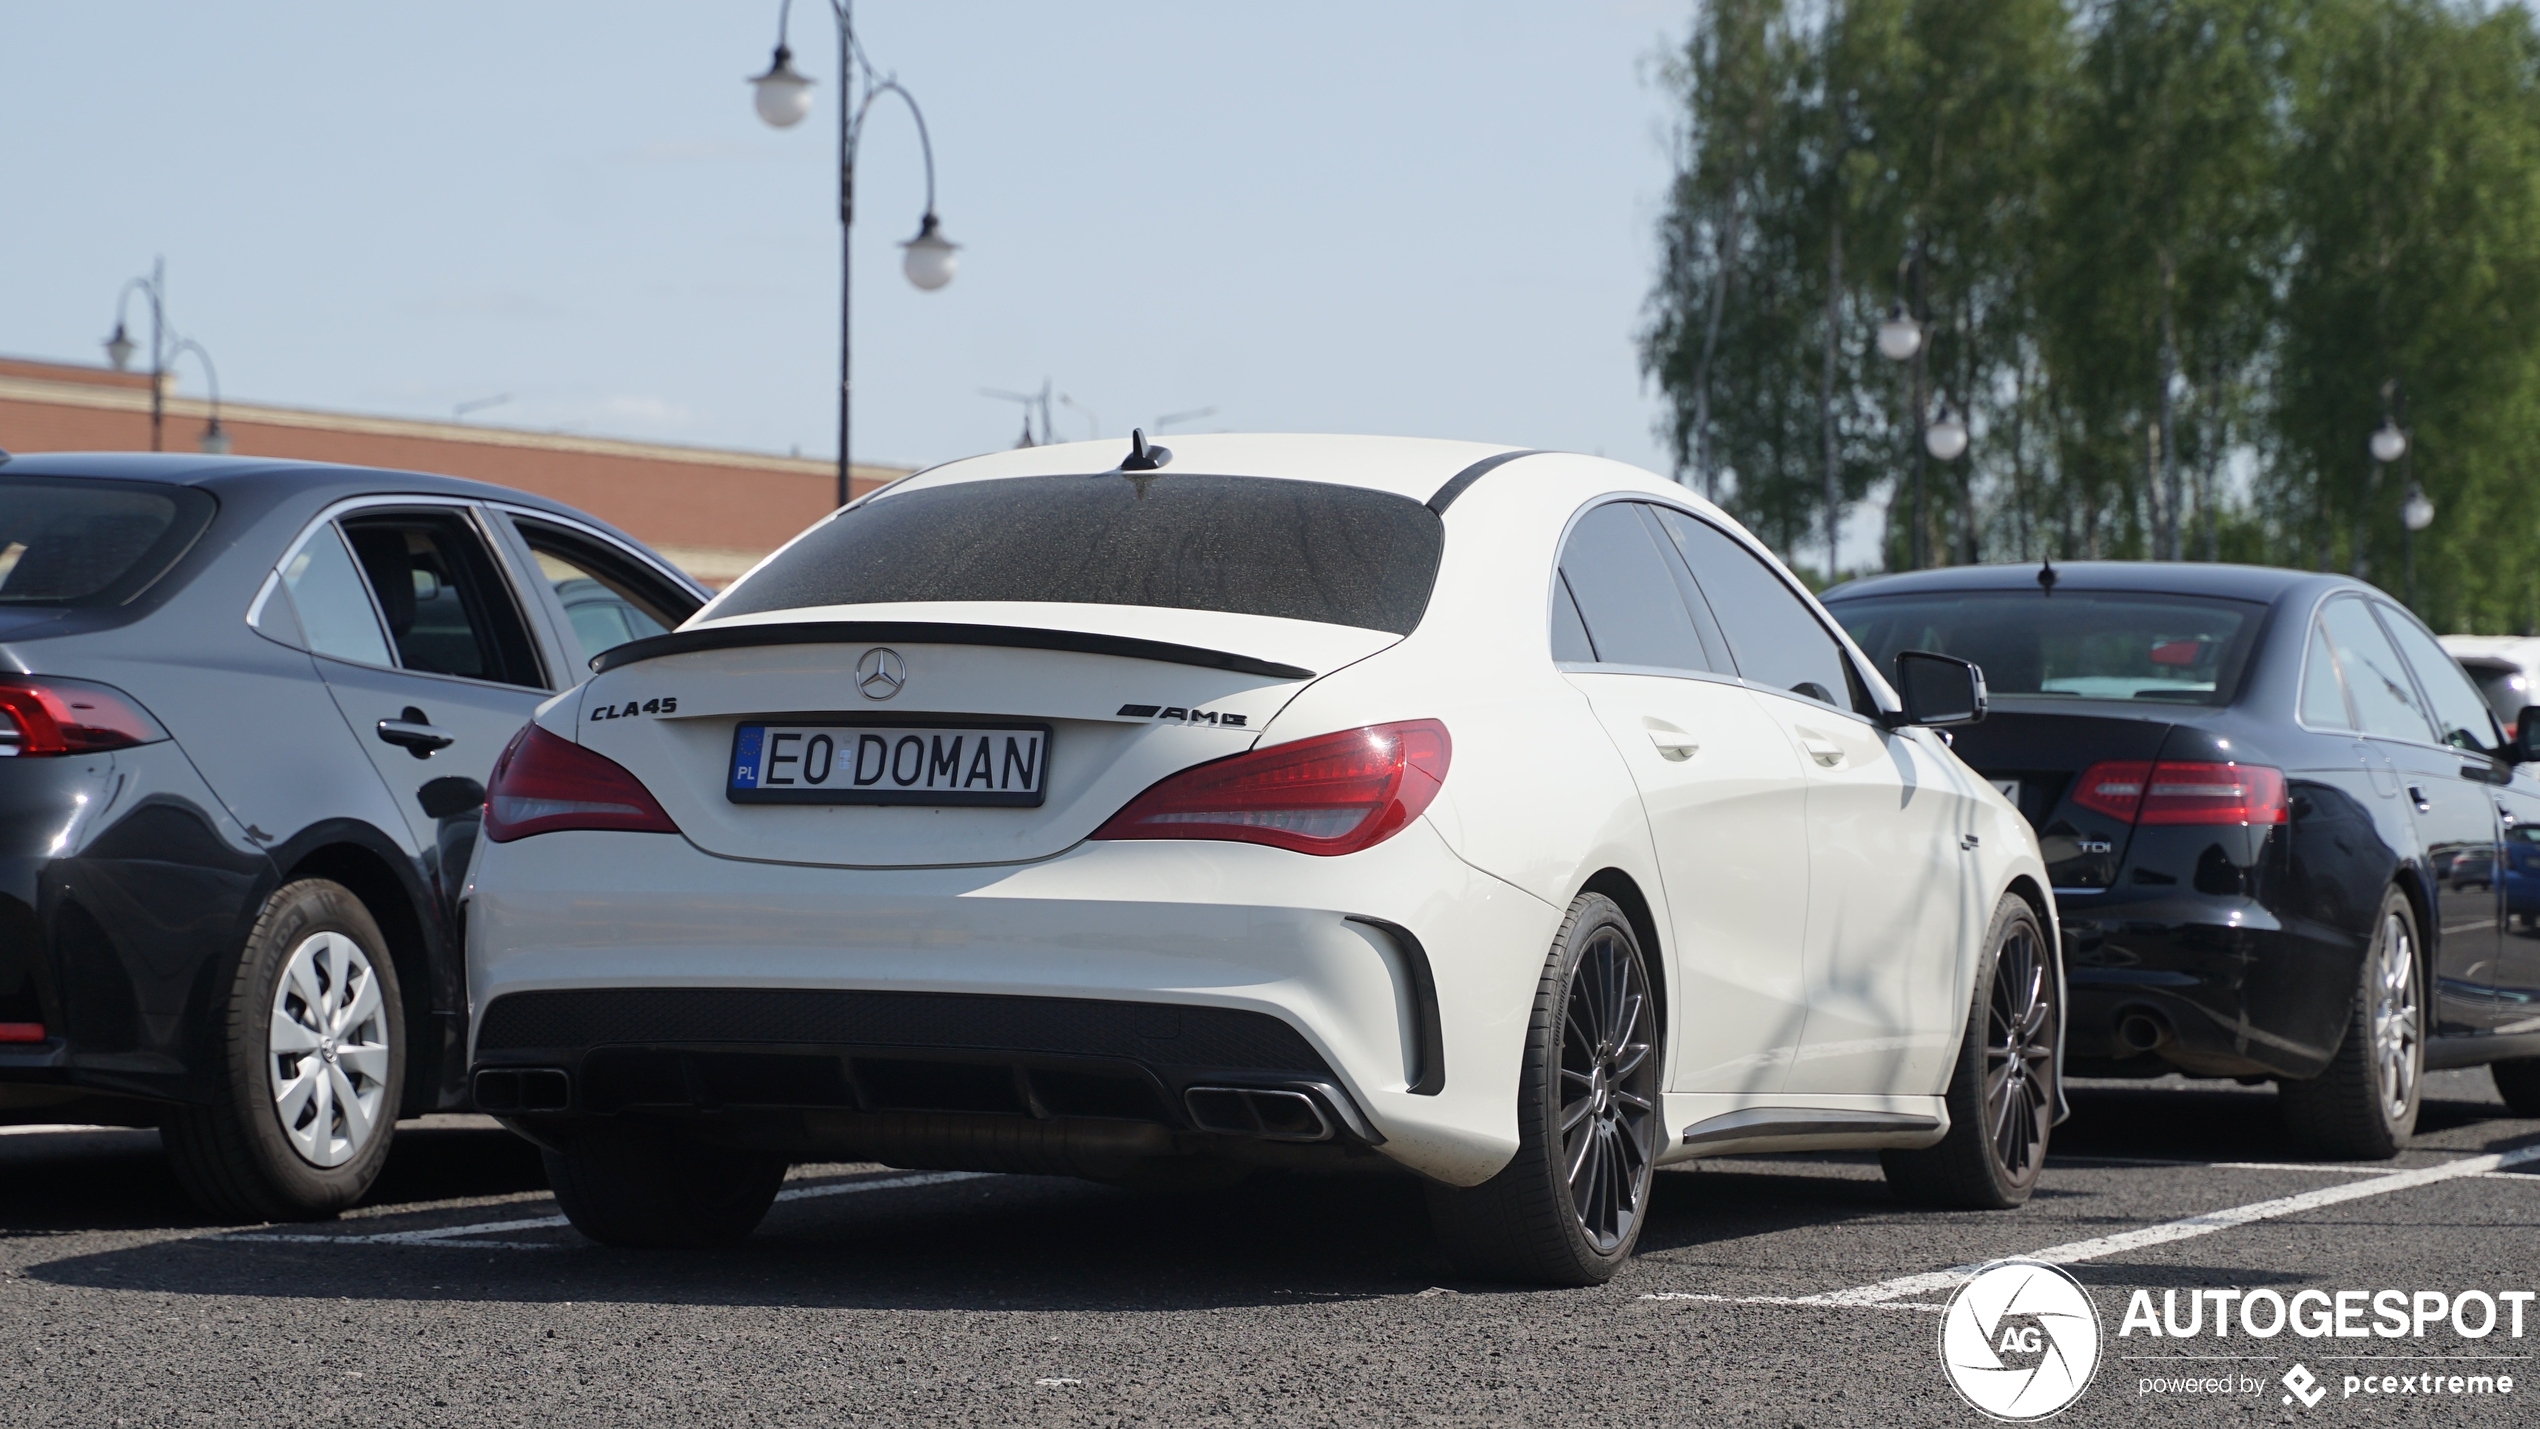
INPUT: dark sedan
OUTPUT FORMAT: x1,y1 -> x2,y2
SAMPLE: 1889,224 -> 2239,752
0,451 -> 704,1218
1824,561 -> 2540,1158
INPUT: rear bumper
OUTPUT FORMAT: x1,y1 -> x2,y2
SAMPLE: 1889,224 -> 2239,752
2056,884 -> 2357,1080
462,821 -> 1557,1185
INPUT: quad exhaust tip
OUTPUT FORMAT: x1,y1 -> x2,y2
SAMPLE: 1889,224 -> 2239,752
473,1067 -> 571,1113
2117,1009 -> 2173,1054
1184,1086 -> 1335,1142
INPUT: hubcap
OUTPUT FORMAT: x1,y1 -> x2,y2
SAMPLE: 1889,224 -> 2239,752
1559,927 -> 1658,1253
2371,911 -> 2421,1123
1983,920 -> 2056,1187
267,931 -> 391,1169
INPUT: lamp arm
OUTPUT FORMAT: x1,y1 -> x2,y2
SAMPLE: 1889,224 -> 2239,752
167,338 -> 221,422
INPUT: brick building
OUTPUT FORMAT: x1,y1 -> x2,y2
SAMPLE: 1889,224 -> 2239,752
0,355 -> 907,585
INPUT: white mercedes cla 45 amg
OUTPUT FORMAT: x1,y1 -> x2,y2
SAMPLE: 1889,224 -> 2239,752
464,434 -> 2058,1284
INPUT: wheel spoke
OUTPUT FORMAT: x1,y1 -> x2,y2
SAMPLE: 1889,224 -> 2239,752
1560,1094 -> 1597,1134
335,1044 -> 391,1085
268,1016 -> 321,1055
1610,1043 -> 1650,1080
329,1062 -> 373,1154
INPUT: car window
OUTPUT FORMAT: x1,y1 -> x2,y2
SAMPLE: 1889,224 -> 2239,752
2319,596 -> 2436,743
2299,620 -> 2354,730
1652,507 -> 1860,711
340,511 -> 544,688
2380,604 -> 2505,756
509,516 -> 699,670
1554,502 -> 1715,672
2461,661 -> 2531,732
278,524 -> 395,668
709,473 -> 1443,635
1550,573 -> 1597,664
1828,589 -> 2259,706
0,475 -> 217,608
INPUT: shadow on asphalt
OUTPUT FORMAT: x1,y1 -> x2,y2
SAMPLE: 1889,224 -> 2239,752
10,1070 -> 2533,1311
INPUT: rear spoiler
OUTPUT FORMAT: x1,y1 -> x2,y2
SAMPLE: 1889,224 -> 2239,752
590,620 -> 1316,681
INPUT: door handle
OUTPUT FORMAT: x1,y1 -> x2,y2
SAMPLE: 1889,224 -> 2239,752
2407,783 -> 2432,812
1799,737 -> 1845,768
377,706 -> 454,759
1647,730 -> 1699,761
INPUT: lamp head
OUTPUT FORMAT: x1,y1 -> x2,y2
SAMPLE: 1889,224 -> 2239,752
901,212 -> 958,291
2401,484 -> 2435,532
198,420 -> 231,456
2370,421 -> 2408,464
1876,302 -> 1924,362
1925,408 -> 1969,461
750,45 -> 815,128
103,322 -> 135,372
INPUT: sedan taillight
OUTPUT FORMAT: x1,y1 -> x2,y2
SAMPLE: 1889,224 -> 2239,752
1092,720 -> 1451,856
483,724 -> 679,842
0,677 -> 164,758
2071,759 -> 2288,826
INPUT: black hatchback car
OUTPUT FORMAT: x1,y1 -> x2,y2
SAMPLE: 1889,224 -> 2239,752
1824,561 -> 2540,1158
0,451 -> 705,1218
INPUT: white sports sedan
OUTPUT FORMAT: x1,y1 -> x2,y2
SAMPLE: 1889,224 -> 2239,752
464,433 -> 2058,1284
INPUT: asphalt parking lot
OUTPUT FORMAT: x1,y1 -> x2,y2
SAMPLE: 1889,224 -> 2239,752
4,1070 -> 2535,1428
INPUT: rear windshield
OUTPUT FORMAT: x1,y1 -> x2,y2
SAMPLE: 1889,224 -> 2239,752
1828,588 -> 2266,706
711,472 -> 1446,635
0,476 -> 217,607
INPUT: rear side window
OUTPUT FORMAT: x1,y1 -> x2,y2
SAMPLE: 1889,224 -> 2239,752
711,473 -> 1444,635
2299,622 -> 2354,730
2320,596 -> 2435,743
1653,508 -> 1860,711
1555,503 -> 1715,672
340,512 -> 545,688
0,476 -> 215,607
2380,604 -> 2505,755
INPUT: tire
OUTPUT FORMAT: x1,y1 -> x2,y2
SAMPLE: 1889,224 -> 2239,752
2280,886 -> 2422,1160
2492,1058 -> 2540,1117
162,879 -> 405,1222
1426,892 -> 1661,1286
544,1125 -> 788,1248
1883,894 -> 2057,1210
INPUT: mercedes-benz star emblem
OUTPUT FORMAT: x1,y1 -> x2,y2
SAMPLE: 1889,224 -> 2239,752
855,647 -> 906,701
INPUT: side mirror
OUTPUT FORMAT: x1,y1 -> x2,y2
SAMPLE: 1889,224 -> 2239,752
2516,706 -> 2540,763
1886,650 -> 1988,729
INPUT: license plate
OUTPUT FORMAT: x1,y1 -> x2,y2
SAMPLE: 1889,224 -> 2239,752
727,722 -> 1050,806
1990,778 -> 2021,804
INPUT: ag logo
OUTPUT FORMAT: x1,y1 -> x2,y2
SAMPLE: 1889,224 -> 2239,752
1939,1259 -> 2102,1421
2282,1363 -> 2326,1409
854,647 -> 906,701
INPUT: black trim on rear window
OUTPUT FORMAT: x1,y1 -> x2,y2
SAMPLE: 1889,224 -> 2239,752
0,476 -> 216,607
708,471 -> 1446,635
590,620 -> 1315,680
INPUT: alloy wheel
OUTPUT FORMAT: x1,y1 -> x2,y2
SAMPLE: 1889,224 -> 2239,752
1558,926 -> 1658,1253
2371,910 -> 2421,1123
1983,919 -> 2055,1186
267,931 -> 393,1168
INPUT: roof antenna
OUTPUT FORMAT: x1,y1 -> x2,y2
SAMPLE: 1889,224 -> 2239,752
2038,555 -> 2059,595
1122,428 -> 1172,472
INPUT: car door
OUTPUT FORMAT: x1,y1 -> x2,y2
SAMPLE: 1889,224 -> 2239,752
275,506 -> 553,884
1651,507 -> 1979,1097
1553,500 -> 1813,1095
2377,601 -> 2515,1032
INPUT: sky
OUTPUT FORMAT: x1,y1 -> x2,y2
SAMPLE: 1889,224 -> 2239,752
2,2 -> 1701,485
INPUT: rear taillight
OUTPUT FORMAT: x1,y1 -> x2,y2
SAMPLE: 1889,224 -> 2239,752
0,1023 -> 45,1044
1092,720 -> 1451,856
482,724 -> 679,842
2071,759 -> 2288,826
0,677 -> 164,758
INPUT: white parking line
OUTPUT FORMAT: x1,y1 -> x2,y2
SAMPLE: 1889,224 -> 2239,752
221,1171 -> 991,1249
1644,1141 -> 2540,1311
0,1124 -> 132,1137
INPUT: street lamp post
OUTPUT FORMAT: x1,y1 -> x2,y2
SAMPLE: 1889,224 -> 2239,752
1876,252 -> 1964,569
170,339 -> 229,454
102,257 -> 171,452
751,0 -> 958,509
2372,390 -> 2426,608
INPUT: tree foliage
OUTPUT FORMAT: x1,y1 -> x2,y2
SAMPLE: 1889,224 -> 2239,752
1643,0 -> 2540,629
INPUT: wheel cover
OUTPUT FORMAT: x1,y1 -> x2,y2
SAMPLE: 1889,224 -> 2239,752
2371,910 -> 2421,1124
1983,919 -> 2055,1187
1559,926 -> 1659,1253
267,931 -> 392,1169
